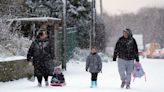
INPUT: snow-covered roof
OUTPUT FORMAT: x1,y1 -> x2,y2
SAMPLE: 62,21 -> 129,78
8,17 -> 61,22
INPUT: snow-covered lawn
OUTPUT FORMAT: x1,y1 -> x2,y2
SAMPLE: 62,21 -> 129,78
0,58 -> 164,92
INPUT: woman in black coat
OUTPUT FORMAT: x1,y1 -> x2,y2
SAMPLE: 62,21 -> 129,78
27,30 -> 54,87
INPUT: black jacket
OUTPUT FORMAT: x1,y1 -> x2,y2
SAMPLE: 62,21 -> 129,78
27,39 -> 54,76
51,73 -> 65,83
113,36 -> 139,62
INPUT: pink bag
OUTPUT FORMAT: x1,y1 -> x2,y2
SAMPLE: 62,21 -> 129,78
132,62 -> 146,82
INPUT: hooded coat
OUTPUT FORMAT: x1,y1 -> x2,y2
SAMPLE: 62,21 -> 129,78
27,38 -> 54,76
113,29 -> 139,62
86,53 -> 102,73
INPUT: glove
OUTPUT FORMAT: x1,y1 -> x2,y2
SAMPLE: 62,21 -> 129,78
135,62 -> 140,66
113,58 -> 116,61
136,61 -> 139,62
27,57 -> 31,61
99,70 -> 102,73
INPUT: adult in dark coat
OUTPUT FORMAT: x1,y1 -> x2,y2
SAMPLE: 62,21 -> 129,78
27,30 -> 54,87
113,28 -> 139,89
86,47 -> 102,88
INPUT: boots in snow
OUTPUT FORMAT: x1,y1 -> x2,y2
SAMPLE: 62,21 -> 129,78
45,81 -> 49,86
126,82 -> 130,89
121,81 -> 126,88
38,83 -> 42,87
95,81 -> 97,87
90,81 -> 96,88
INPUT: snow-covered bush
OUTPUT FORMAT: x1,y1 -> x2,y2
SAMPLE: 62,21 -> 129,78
71,47 -> 90,62
69,47 -> 111,63
0,17 -> 31,57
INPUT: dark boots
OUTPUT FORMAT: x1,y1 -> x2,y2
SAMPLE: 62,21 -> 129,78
126,82 -> 130,89
121,81 -> 126,88
121,81 -> 130,89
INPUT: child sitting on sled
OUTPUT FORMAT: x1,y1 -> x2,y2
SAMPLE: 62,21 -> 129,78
50,67 -> 66,86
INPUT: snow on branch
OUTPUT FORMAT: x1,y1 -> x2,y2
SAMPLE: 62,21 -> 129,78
0,16 -> 31,58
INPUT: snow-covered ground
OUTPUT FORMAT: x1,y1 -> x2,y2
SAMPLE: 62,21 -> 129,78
0,58 -> 164,92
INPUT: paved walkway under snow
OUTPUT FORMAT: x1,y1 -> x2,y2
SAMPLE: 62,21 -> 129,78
0,59 -> 164,92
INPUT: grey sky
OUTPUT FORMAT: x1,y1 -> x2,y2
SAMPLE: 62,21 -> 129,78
96,0 -> 164,15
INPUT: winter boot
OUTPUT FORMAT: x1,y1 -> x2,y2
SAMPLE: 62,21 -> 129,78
90,81 -> 96,88
45,81 -> 49,86
95,81 -> 97,87
38,83 -> 42,87
121,81 -> 126,88
126,82 -> 130,89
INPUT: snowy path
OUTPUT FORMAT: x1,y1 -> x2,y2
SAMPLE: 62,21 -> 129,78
0,59 -> 164,92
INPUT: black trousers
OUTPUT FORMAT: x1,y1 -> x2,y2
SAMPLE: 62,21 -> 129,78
37,75 -> 48,84
91,73 -> 98,81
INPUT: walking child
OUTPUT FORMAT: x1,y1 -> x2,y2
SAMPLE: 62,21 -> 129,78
86,47 -> 102,88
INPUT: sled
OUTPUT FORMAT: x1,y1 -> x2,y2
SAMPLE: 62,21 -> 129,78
50,83 -> 66,87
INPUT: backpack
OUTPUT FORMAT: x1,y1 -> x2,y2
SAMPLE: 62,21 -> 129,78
132,62 -> 146,82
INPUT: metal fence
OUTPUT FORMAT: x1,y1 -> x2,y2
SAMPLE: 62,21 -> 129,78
53,27 -> 77,66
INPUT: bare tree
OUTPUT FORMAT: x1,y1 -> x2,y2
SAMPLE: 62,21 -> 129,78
104,7 -> 164,48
